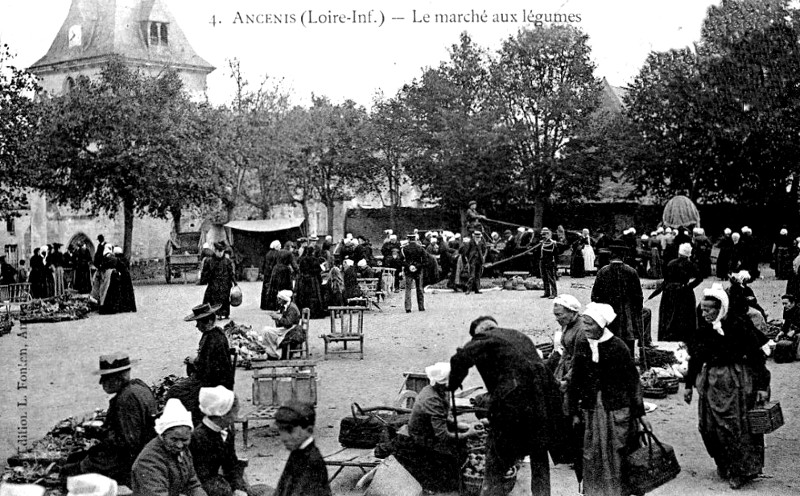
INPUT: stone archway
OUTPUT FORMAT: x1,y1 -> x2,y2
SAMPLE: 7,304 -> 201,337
67,232 -> 95,259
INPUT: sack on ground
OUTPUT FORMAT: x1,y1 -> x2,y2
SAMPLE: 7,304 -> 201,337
364,455 -> 423,496
623,430 -> 680,495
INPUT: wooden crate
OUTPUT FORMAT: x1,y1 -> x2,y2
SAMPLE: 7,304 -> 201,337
251,360 -> 318,406
747,401 -> 784,434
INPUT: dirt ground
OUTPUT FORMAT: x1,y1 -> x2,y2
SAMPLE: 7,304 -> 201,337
1,270 -> 799,495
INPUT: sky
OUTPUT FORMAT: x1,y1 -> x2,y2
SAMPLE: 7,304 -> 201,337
0,0 -> 722,108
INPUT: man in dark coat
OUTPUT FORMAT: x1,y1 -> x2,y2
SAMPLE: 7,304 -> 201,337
591,245 -> 645,355
465,231 -> 487,295
401,234 -> 427,313
186,303 -> 234,390
60,353 -> 157,486
201,241 -> 236,319
449,317 -> 566,496
536,227 -> 564,299
274,401 -> 331,496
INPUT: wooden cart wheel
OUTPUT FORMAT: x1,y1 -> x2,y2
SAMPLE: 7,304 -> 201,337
395,389 -> 418,410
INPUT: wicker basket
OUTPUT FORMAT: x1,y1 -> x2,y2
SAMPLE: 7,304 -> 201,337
747,402 -> 784,434
661,378 -> 680,394
643,386 -> 668,399
460,465 -> 516,496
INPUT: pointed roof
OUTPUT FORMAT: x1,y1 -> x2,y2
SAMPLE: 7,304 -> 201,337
29,0 -> 214,76
599,77 -> 628,113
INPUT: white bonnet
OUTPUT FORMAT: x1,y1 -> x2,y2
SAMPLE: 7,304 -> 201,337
583,302 -> 617,328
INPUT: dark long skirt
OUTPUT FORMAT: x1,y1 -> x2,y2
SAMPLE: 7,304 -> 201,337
697,363 -> 764,480
74,265 -> 92,294
203,282 -> 231,318
582,392 -> 636,496
571,251 -> 585,278
99,270 -> 121,315
116,264 -> 137,313
658,283 -> 697,342
295,275 -> 325,318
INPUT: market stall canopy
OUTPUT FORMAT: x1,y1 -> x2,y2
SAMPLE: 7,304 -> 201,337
224,218 -> 304,232
662,195 -> 700,229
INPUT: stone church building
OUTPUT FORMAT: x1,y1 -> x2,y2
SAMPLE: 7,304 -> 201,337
1,0 -> 214,264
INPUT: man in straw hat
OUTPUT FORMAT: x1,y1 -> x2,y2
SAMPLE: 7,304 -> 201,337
59,353 -> 157,486
191,386 -> 254,496
132,399 -> 206,496
186,303 -> 234,390
257,290 -> 301,359
394,362 -> 482,492
449,317 -> 567,496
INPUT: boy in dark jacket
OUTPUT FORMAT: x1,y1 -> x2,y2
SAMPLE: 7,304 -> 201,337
274,401 -> 331,496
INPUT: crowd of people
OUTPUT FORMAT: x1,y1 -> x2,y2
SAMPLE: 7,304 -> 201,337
0,233 -> 136,314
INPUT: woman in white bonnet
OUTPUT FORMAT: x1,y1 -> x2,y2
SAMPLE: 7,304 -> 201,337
394,362 -> 481,492
568,302 -> 651,496
549,295 -> 586,414
658,242 -> 704,342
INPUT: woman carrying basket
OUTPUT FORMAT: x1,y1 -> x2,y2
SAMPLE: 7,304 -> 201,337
684,283 -> 770,490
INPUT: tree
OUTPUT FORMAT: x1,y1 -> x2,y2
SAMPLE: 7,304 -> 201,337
626,0 -> 800,218
30,58 -> 220,257
0,44 -> 39,218
401,32 -> 517,232
303,96 -> 372,235
490,25 -> 604,228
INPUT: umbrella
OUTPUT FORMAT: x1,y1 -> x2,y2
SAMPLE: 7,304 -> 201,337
662,195 -> 700,229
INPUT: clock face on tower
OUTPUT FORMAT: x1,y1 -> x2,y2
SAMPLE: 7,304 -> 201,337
68,25 -> 82,47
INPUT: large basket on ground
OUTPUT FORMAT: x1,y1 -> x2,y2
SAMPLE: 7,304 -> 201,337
460,464 -> 516,496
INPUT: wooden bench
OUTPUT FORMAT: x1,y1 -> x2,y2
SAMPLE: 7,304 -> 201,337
323,447 -> 381,483
0,283 -> 32,317
375,267 -> 397,297
322,306 -> 365,359
353,278 -> 381,311
281,307 -> 311,359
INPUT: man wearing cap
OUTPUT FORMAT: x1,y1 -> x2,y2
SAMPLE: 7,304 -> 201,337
191,387 -> 250,496
60,353 -> 157,485
464,231 -> 487,295
394,362 -> 482,492
258,289 -> 302,359
274,400 -> 331,496
536,227 -> 563,299
466,200 -> 487,234
449,317 -> 566,496
591,245 -> 644,356
186,304 -> 234,390
401,233 -> 426,312
132,399 -> 206,496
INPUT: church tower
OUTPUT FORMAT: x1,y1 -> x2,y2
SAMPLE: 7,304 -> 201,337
18,0 -> 215,259
28,0 -> 214,95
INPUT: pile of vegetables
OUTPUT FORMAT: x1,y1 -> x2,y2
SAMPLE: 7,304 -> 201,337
223,321 -> 269,368
3,410 -> 105,486
19,293 -> 91,324
150,374 -> 180,410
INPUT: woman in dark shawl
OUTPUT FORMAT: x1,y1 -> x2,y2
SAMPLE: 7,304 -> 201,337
73,244 -> 93,294
342,259 -> 362,302
265,250 -> 293,311
658,242 -> 703,342
99,250 -> 120,315
114,248 -> 137,313
29,248 -> 48,299
294,247 -> 325,319
260,241 -> 282,310
200,241 -> 236,319
685,285 -> 770,490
